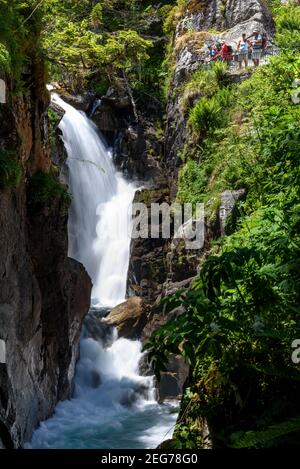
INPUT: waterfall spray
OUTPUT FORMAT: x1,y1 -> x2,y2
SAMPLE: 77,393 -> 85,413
28,94 -> 177,449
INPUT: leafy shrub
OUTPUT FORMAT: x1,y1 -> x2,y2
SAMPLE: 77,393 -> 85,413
146,192 -> 300,448
188,94 -> 226,135
0,150 -> 22,189
276,4 -> 300,51
181,62 -> 229,112
147,3 -> 300,448
177,160 -> 209,204
0,43 -> 11,73
27,171 -> 71,212
164,0 -> 187,34
212,60 -> 229,87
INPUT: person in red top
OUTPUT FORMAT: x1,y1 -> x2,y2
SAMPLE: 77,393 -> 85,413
212,40 -> 232,64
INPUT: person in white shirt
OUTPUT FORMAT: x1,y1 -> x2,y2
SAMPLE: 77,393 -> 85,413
237,33 -> 250,69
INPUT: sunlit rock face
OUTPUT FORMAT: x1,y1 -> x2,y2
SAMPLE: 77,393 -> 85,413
174,0 -> 275,86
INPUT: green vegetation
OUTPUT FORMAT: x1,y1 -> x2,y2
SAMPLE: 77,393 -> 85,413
0,1 -> 175,103
27,170 -> 71,212
177,47 -> 300,204
180,62 -> 229,113
276,2 -> 300,51
48,108 -> 60,146
0,1 -> 44,83
164,0 -> 187,34
0,150 -> 22,189
39,0 -> 175,102
0,43 -> 10,73
146,3 -> 300,448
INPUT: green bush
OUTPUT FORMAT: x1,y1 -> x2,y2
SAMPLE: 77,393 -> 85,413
181,63 -> 229,112
212,60 -> 229,87
0,150 -> 22,189
27,170 -> 71,212
0,42 -> 11,73
276,4 -> 300,51
177,160 -> 209,204
146,3 -> 300,449
188,93 -> 226,135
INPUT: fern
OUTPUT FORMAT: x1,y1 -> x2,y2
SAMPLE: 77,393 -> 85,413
230,417 -> 300,448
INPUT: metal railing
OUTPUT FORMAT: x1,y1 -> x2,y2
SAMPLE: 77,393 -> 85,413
201,45 -> 279,72
229,45 -> 279,71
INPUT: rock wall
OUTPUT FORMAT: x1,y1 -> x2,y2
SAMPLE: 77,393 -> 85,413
125,0 -> 274,401
165,0 -> 275,174
0,65 -> 91,448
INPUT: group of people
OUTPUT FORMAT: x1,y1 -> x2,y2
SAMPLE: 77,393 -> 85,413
207,30 -> 269,69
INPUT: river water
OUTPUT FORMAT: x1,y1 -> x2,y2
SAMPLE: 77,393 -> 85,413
28,94 -> 177,449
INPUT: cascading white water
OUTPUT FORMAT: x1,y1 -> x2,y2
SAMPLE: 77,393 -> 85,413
28,94 -> 177,449
53,93 -> 134,307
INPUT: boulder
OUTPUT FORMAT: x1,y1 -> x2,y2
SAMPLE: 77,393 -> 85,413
157,355 -> 189,402
103,297 -> 150,339
219,188 -> 246,235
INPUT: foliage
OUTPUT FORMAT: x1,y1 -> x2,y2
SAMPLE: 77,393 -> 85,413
276,3 -> 300,51
230,417 -> 300,448
188,90 -> 230,136
0,42 -> 10,73
0,1 -> 173,101
48,108 -> 60,146
146,3 -> 300,448
186,64 -> 231,136
181,62 -> 229,112
39,0 -> 174,99
0,150 -> 22,189
164,0 -> 187,34
27,170 -> 71,212
146,192 -> 300,447
0,1 -> 45,83
177,160 -> 209,204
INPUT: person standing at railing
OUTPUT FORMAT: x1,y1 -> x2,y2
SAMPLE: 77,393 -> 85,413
212,40 -> 233,65
261,32 -> 269,59
248,29 -> 263,66
237,33 -> 251,69
208,44 -> 217,59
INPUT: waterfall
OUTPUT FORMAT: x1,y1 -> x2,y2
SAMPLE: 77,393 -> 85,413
28,94 -> 177,449
53,93 -> 134,307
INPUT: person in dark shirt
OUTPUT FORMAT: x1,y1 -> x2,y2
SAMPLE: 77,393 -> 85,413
249,29 -> 263,66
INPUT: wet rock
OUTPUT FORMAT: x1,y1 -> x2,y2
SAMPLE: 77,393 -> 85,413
83,308 -> 115,347
0,419 -> 14,449
90,370 -> 102,389
158,355 -> 189,402
103,297 -> 150,340
128,187 -> 171,303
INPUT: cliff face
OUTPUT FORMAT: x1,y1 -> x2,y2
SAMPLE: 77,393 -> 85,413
124,0 -> 275,402
166,0 -> 275,175
0,64 -> 91,448
124,0 -> 275,305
